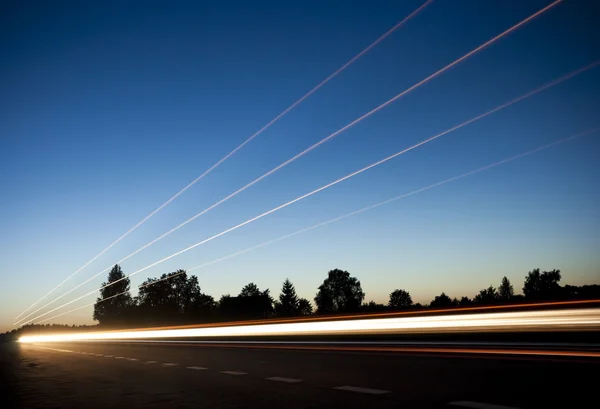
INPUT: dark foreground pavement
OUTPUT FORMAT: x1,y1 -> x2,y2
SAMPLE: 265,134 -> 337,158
2,340 -> 599,409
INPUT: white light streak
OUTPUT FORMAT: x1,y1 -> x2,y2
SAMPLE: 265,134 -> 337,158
14,1 -> 567,327
18,308 -> 600,344
14,0 -> 568,325
31,126 -> 598,326
13,1 -> 433,323
183,127 -> 599,273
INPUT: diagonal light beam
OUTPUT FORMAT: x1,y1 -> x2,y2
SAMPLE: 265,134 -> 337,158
13,0 -> 434,322
25,72 -> 598,327
14,0 -> 564,327
39,127 -> 600,323
35,126 -> 598,325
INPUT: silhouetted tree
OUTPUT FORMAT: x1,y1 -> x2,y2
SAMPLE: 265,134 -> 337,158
93,264 -> 132,325
185,292 -> 216,321
67,261 -> 600,330
523,268 -> 562,299
459,296 -> 473,306
388,289 -> 413,309
474,285 -> 499,305
274,279 -> 300,317
218,293 -> 274,320
362,300 -> 387,312
429,292 -> 456,308
186,276 -> 216,320
213,284 -> 274,320
523,269 -> 542,297
297,298 -> 313,315
458,296 -> 470,306
138,271 -> 186,313
135,270 -> 211,323
261,288 -> 275,308
314,269 -> 365,313
239,283 -> 261,297
193,293 -> 216,310
563,284 -> 600,299
498,276 -> 514,300
218,294 -> 231,306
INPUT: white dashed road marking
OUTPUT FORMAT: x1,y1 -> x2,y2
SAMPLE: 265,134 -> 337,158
127,358 -> 138,361
104,355 -> 114,358
266,377 -> 302,383
449,402 -> 521,409
334,386 -> 390,395
145,361 -> 157,364
162,363 -> 178,367
187,366 -> 207,370
220,371 -> 247,376
114,356 -> 124,359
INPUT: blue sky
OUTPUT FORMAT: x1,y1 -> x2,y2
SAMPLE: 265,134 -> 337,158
1,0 -> 599,331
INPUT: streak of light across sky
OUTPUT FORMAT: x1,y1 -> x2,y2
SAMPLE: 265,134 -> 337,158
18,59 -> 590,326
17,307 -> 600,343
28,126 -> 598,326
13,0 -> 566,327
130,126 -> 599,294
12,0 -> 434,323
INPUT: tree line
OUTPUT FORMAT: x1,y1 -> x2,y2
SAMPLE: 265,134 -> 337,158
89,265 -> 600,327
3,266 -> 598,342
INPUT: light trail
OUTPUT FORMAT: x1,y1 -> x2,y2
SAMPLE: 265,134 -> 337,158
27,342 -> 600,360
81,342 -> 600,360
180,127 -> 599,273
19,70 -> 595,328
12,0 -> 433,323
23,69 -> 599,325
38,298 -> 600,330
14,0 -> 566,327
143,126 -> 599,287
30,117 -> 597,327
18,308 -> 600,343
35,127 -> 598,325
30,291 -> 130,325
71,339 -> 600,348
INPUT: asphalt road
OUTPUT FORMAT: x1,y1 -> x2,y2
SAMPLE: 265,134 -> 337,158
3,341 -> 599,409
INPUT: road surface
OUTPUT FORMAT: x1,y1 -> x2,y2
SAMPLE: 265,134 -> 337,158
3,340 -> 598,409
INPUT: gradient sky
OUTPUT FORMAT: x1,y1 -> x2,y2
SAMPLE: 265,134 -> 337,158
1,0 -> 599,332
